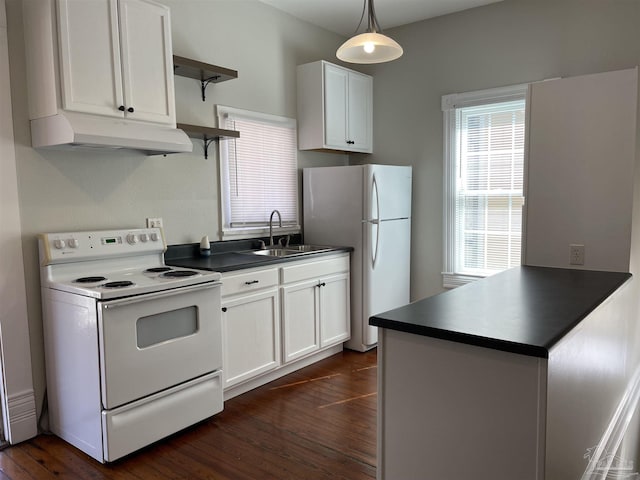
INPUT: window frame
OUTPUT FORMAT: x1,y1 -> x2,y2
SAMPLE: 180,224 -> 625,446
442,83 -> 528,288
217,105 -> 300,240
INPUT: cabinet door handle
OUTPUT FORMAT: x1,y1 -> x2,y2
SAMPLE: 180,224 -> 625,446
127,107 -> 134,113
221,307 -> 227,312
118,105 -> 125,111
244,280 -> 259,285
318,282 -> 326,287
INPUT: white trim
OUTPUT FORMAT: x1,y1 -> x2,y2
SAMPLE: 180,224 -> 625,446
220,225 -> 301,241
5,390 -> 37,445
0,1 -> 37,444
441,82 -> 529,111
216,105 -> 300,239
217,105 -> 295,128
442,108 -> 457,285
223,344 -> 342,400
442,272 -> 486,289
442,83 -> 528,288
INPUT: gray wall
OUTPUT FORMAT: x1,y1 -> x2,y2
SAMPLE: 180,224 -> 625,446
5,0 -> 348,416
367,0 -> 640,301
7,0 -> 640,430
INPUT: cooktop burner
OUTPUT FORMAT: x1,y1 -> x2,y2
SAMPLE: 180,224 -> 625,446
145,267 -> 172,273
75,276 -> 107,283
162,270 -> 199,278
103,281 -> 135,288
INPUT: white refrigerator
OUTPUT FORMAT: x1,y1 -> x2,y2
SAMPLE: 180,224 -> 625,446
303,164 -> 412,352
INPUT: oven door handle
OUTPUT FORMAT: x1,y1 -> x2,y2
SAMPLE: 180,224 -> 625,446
100,281 -> 221,309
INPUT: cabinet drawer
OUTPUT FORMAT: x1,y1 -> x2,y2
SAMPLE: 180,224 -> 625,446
281,254 -> 349,284
221,268 -> 278,297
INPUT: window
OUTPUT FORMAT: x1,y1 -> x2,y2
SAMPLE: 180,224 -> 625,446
442,84 -> 527,288
218,106 -> 299,239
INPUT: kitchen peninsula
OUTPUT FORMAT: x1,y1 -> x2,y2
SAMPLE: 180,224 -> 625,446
371,266 -> 635,480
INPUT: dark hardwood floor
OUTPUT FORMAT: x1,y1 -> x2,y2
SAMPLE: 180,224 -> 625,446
0,349 -> 377,479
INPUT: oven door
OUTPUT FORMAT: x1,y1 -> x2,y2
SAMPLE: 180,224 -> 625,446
98,281 -> 221,410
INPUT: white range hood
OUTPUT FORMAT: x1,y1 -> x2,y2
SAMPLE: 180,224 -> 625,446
30,110 -> 193,156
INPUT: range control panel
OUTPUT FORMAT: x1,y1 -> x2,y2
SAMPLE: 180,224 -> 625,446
40,228 -> 166,264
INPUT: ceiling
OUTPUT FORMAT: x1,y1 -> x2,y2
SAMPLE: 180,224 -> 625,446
259,0 -> 503,36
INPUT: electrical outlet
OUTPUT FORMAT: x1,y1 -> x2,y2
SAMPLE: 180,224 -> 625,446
146,217 -> 163,229
569,244 -> 585,265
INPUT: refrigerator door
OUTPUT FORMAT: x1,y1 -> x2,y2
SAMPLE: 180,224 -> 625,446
365,165 -> 412,221
362,217 -> 411,346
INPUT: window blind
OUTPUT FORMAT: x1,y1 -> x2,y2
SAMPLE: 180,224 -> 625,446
455,100 -> 525,276
218,107 -> 299,233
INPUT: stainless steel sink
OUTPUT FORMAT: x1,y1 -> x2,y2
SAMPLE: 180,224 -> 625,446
249,248 -> 298,257
286,245 -> 333,253
241,245 -> 334,257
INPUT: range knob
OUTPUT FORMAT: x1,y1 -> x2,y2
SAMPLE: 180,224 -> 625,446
126,234 -> 138,245
67,238 -> 79,249
53,239 -> 66,249
150,232 -> 159,242
139,233 -> 149,243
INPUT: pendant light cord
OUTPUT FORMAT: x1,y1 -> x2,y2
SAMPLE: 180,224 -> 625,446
352,0 -> 367,35
351,0 -> 385,35
368,0 -> 383,33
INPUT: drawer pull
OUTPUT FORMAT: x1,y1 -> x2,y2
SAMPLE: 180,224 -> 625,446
318,282 -> 326,287
244,280 -> 259,285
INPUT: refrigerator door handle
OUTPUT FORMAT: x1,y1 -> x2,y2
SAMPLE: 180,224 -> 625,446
371,174 -> 380,269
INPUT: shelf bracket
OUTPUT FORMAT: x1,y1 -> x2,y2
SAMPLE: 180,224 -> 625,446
203,136 -> 217,159
201,75 -> 221,101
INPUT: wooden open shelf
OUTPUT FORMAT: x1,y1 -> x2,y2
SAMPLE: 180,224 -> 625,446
173,55 -> 237,101
177,123 -> 239,159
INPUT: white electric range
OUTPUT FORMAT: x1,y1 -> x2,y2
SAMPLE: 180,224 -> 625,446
39,228 -> 223,462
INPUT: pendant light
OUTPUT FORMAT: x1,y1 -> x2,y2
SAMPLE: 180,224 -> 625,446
336,0 -> 403,64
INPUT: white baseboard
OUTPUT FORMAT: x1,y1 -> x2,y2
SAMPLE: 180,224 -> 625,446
5,389 -> 37,444
224,345 -> 343,401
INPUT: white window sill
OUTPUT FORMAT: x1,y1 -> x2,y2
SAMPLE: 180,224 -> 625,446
442,272 -> 486,289
221,225 -> 301,241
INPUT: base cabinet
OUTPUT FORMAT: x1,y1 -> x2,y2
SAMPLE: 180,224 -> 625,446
282,279 -> 321,363
220,267 -> 280,389
281,256 -> 350,365
319,273 -> 350,347
221,253 -> 351,395
221,288 -> 280,389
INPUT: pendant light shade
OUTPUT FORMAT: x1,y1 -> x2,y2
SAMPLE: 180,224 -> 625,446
336,0 -> 403,64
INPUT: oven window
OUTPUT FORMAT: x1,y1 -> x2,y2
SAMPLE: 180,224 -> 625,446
136,306 -> 199,348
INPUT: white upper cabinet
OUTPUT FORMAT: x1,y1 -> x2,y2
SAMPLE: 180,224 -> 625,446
297,60 -> 372,153
57,0 -> 175,125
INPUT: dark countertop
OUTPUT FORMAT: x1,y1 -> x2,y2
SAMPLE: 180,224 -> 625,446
370,266 -> 631,358
165,241 -> 352,273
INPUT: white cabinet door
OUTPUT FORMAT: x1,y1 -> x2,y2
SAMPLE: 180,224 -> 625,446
119,0 -> 175,124
346,70 -> 373,152
324,63 -> 373,152
297,60 -> 372,153
222,288 -> 280,389
324,63 -> 349,149
281,279 -> 320,363
319,273 -> 350,348
56,0 -> 174,125
57,0 -> 124,117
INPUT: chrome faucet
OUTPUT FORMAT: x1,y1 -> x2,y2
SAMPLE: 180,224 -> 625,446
269,209 -> 282,247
